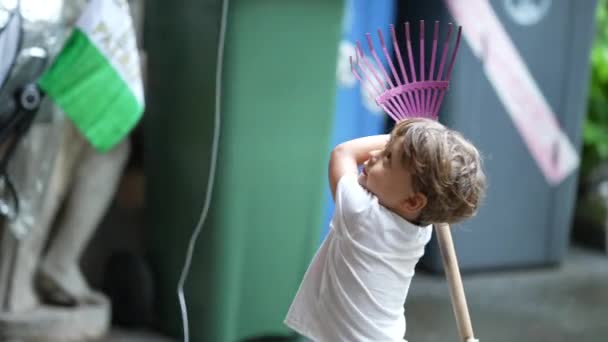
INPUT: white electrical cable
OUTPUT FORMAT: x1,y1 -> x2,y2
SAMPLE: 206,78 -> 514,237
177,0 -> 229,341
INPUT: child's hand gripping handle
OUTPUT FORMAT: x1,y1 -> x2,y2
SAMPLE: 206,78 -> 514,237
434,223 -> 479,342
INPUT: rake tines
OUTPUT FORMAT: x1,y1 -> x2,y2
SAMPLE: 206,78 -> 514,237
350,20 -> 462,121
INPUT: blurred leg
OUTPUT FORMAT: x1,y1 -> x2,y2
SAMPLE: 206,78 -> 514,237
39,136 -> 130,304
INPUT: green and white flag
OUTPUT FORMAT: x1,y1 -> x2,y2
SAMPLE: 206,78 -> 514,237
39,0 -> 144,152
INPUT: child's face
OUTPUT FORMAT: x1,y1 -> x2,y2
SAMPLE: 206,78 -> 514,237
358,136 -> 417,213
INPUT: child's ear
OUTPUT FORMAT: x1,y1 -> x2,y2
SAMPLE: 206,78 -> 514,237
401,192 -> 427,213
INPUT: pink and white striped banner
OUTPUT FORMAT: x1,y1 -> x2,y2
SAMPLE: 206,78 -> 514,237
445,0 -> 579,185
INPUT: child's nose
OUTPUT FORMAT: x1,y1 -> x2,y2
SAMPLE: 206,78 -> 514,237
369,150 -> 380,163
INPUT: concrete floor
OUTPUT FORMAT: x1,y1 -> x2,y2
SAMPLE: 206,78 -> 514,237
405,246 -> 608,342
103,246 -> 607,342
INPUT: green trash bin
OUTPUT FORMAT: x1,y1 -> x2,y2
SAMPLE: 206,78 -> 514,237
143,1 -> 344,341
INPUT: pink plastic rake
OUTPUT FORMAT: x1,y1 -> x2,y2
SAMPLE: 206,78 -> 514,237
351,21 -> 479,342
350,20 -> 462,121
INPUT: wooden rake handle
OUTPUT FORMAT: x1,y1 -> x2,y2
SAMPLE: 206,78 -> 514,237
434,223 -> 479,342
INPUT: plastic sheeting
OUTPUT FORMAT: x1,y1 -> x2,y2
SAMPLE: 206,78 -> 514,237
320,0 -> 394,241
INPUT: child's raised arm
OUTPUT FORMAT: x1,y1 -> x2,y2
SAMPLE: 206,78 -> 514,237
329,135 -> 390,200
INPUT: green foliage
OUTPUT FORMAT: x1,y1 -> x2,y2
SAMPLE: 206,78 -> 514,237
584,0 -> 608,176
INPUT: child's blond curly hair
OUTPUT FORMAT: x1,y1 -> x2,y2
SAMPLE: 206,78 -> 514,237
391,118 -> 486,225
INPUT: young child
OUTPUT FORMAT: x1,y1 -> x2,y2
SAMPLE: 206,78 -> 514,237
284,117 -> 486,341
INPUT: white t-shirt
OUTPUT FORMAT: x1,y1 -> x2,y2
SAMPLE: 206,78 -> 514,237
284,174 -> 432,342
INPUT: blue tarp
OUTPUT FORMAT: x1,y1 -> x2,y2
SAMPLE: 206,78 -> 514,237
321,0 -> 395,240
